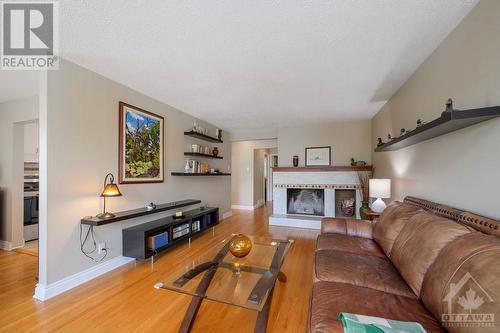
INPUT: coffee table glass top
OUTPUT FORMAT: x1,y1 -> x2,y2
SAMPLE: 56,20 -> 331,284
154,235 -> 293,311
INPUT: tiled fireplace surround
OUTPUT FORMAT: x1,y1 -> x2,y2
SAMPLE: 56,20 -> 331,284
270,170 -> 362,229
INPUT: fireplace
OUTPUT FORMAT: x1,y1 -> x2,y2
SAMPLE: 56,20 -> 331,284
287,188 -> 325,216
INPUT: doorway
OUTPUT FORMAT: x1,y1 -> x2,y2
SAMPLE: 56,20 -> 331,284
230,140 -> 277,211
14,121 -> 40,258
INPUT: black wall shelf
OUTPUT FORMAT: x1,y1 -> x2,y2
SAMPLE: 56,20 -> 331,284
171,172 -> 231,176
122,207 -> 219,259
81,199 -> 201,226
375,100 -> 500,152
184,152 -> 223,159
184,131 -> 223,143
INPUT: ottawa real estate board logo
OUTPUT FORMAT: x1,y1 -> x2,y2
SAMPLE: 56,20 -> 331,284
1,1 -> 58,70
442,272 -> 495,328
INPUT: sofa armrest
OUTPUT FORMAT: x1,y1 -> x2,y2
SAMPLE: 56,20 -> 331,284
321,217 -> 375,239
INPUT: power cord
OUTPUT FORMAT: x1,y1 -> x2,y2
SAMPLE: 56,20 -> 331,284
79,223 -> 107,263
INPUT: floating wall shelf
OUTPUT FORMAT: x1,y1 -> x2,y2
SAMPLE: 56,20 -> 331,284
375,100 -> 500,152
81,199 -> 202,226
184,131 -> 223,143
171,172 -> 231,176
184,152 -> 223,159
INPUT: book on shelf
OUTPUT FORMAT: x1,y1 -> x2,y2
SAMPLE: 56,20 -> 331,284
184,159 -> 210,174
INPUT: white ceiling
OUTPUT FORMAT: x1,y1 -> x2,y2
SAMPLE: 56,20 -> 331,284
57,1 -> 478,132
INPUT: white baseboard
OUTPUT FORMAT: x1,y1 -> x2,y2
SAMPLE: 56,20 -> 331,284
222,211 -> 233,220
255,199 -> 265,208
231,205 -> 255,210
0,240 -> 12,251
231,202 -> 265,211
33,256 -> 135,301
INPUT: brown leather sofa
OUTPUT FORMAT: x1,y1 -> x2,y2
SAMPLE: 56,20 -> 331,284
309,196 -> 500,333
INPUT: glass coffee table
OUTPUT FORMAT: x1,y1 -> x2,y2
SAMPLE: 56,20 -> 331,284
154,235 -> 294,333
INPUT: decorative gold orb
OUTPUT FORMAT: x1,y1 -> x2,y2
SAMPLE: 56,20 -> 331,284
229,234 -> 252,258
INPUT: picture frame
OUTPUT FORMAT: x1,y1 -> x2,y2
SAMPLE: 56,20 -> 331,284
119,102 -> 164,184
305,146 -> 331,166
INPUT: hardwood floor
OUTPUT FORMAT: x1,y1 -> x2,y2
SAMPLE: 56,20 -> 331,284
0,205 -> 319,333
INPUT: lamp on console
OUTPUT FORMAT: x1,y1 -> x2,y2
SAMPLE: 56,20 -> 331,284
96,173 -> 122,219
369,179 -> 391,213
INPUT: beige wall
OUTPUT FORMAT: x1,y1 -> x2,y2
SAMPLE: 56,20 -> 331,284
231,139 -> 277,208
41,60 -> 231,284
0,96 -> 39,248
277,121 -> 372,167
371,0 -> 500,218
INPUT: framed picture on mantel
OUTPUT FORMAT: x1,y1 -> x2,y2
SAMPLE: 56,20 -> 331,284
119,102 -> 164,184
305,146 -> 331,166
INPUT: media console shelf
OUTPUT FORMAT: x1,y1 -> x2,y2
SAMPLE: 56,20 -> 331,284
375,99 -> 500,152
123,207 -> 219,259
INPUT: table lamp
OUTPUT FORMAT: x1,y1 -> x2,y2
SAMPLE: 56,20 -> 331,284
96,173 -> 122,219
369,179 -> 391,213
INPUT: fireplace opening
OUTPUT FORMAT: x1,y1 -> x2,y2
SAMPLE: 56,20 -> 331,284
287,188 -> 325,216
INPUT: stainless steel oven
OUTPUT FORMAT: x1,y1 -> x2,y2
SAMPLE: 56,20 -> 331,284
24,162 -> 39,241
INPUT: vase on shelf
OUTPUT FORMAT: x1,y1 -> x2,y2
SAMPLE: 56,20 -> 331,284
212,147 -> 219,157
293,155 -> 299,167
359,201 -> 370,220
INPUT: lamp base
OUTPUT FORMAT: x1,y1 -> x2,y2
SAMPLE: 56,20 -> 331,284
371,198 -> 387,213
96,212 -> 116,219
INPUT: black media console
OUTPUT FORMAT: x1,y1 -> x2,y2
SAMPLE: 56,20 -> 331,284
122,207 -> 219,259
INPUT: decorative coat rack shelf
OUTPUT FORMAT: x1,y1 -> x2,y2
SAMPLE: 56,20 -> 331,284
375,99 -> 500,152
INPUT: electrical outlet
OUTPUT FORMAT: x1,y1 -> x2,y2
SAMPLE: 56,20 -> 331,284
98,242 -> 106,254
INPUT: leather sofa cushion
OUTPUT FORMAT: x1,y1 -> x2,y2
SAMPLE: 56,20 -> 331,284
321,218 -> 374,238
315,250 -> 415,298
316,234 -> 386,258
390,211 -> 471,296
373,202 -> 421,257
420,232 -> 500,331
309,281 -> 444,333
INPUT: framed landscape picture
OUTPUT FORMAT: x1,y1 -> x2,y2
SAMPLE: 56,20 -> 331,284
119,102 -> 164,183
305,146 -> 331,166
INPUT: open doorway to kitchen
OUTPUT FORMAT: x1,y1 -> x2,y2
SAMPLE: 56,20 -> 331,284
18,121 -> 40,257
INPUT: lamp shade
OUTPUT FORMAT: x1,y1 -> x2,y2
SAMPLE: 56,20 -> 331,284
101,183 -> 122,197
369,179 -> 391,199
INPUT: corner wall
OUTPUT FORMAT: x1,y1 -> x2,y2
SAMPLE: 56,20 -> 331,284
41,59 -> 231,286
371,0 -> 500,218
253,148 -> 269,207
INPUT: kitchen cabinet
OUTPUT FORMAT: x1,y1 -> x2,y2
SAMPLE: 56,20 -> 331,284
24,122 -> 39,162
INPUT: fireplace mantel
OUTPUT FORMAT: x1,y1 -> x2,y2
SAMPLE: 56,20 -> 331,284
272,165 -> 373,172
